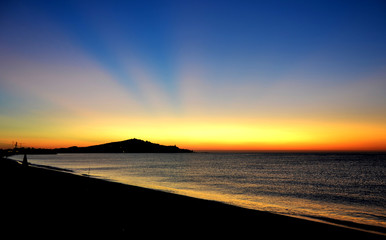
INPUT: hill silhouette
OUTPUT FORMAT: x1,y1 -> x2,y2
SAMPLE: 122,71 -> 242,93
56,139 -> 193,153
0,139 -> 193,157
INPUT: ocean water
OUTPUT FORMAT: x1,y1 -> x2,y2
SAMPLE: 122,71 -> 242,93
11,152 -> 386,231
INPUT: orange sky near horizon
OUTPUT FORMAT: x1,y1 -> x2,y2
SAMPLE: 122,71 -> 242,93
1,114 -> 385,151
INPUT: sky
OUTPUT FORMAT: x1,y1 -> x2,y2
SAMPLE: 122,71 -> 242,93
1,0 -> 386,151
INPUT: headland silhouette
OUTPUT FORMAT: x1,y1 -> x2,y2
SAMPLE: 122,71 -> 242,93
0,138 -> 193,157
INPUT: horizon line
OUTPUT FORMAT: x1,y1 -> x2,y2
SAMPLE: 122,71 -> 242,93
2,138 -> 386,153
2,147 -> 386,153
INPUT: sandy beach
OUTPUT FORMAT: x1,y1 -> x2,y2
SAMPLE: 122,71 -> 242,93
1,157 -> 384,239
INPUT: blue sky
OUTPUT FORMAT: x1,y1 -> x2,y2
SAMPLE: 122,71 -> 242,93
3,0 -> 385,86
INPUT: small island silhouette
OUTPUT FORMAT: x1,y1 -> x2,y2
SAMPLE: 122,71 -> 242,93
1,139 -> 193,157
57,138 -> 193,153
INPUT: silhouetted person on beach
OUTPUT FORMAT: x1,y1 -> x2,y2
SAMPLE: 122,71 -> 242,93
22,153 -> 28,167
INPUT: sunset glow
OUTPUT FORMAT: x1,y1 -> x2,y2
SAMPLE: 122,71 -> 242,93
1,0 -> 385,151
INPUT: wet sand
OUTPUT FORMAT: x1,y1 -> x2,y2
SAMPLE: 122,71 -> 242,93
1,158 -> 384,238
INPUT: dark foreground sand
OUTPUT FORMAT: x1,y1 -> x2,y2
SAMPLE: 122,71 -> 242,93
1,158 -> 384,239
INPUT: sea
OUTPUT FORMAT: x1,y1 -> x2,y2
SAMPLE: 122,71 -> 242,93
10,152 -> 386,233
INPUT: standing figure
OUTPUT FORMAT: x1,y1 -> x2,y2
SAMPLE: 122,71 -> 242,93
22,153 -> 28,166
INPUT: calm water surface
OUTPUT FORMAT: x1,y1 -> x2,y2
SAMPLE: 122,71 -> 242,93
11,152 -> 386,230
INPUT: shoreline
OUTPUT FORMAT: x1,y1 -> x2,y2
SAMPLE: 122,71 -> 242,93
1,157 -> 385,238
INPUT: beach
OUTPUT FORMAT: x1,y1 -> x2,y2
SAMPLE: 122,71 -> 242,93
1,158 -> 384,239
